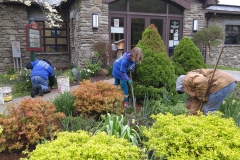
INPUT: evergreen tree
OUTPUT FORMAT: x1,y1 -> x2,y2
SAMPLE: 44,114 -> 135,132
132,24 -> 176,101
172,37 -> 207,76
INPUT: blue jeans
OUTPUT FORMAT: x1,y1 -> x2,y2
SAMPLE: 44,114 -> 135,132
114,78 -> 129,102
202,82 -> 236,114
31,76 -> 48,91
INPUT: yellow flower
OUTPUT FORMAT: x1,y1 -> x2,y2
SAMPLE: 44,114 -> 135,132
0,126 -> 3,134
132,119 -> 135,124
232,100 -> 236,104
222,101 -> 226,105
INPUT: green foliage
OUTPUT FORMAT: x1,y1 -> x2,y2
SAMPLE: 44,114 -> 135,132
172,37 -> 207,76
24,131 -> 145,160
61,69 -> 75,84
72,80 -> 124,116
142,113 -> 240,159
51,91 -> 75,116
0,99 -> 65,152
192,25 -> 224,47
133,24 -> 176,101
61,114 -> 100,133
219,84 -> 240,127
84,60 -> 101,77
96,113 -> 141,146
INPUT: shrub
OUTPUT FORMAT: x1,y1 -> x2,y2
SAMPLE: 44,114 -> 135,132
172,37 -> 207,76
51,91 -> 75,116
0,98 -> 65,152
72,80 -> 124,116
142,113 -> 240,159
133,24 -> 176,101
92,41 -> 110,68
24,131 -> 146,160
61,69 -> 75,84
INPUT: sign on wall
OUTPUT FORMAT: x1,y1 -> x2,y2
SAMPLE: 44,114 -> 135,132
114,19 -> 119,27
11,41 -> 21,58
25,21 -> 42,51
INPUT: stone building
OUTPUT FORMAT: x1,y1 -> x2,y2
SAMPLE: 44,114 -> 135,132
1,0 -> 239,73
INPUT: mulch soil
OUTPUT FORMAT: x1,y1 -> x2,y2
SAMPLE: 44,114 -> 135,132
0,75 -> 114,160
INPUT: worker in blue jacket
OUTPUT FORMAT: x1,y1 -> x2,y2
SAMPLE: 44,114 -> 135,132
26,59 -> 55,98
112,47 -> 143,107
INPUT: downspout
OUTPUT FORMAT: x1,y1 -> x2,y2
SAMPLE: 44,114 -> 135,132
66,9 -> 71,68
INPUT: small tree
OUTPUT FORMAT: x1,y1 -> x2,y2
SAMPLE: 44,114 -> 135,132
132,24 -> 176,101
172,37 -> 207,76
192,25 -> 224,63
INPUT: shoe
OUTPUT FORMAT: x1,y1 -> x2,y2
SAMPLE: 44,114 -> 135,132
38,84 -> 43,96
123,102 -> 129,108
31,86 -> 38,98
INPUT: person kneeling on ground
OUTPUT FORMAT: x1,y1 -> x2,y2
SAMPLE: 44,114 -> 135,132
26,59 -> 55,98
112,47 -> 143,108
176,69 -> 237,115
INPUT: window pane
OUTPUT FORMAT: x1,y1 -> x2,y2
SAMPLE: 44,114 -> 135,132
233,26 -> 239,32
57,38 -> 67,44
45,30 -> 56,36
169,3 -> 183,14
224,34 -> 238,44
225,25 -> 232,32
46,38 -> 55,44
36,21 -> 43,28
59,23 -> 66,29
56,30 -> 66,36
57,46 -> 68,52
130,0 -> 166,13
46,46 -> 56,52
109,0 -> 126,11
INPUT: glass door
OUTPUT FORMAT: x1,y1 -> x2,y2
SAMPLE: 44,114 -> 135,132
149,17 -> 165,44
110,15 -> 126,62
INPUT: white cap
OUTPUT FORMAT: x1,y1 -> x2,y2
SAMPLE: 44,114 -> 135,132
176,75 -> 185,92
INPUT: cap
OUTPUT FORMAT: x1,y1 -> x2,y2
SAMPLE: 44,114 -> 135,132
176,75 -> 185,92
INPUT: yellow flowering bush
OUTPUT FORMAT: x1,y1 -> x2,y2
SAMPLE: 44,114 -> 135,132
0,126 -> 3,134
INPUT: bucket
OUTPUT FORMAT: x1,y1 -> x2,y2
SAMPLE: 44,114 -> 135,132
0,86 -> 12,104
57,76 -> 70,93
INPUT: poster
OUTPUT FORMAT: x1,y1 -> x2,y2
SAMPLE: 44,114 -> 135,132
29,29 -> 40,48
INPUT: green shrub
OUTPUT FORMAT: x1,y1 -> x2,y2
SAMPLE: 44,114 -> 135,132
142,113 -> 240,159
133,24 -> 176,101
96,113 -> 141,146
172,37 -> 207,76
24,131 -> 146,160
51,91 -> 75,116
0,99 -> 65,152
61,114 -> 100,133
72,80 -> 124,116
61,69 -> 75,84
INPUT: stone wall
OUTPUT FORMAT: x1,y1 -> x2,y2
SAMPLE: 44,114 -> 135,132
0,4 -> 28,73
69,0 -> 109,68
207,15 -> 240,68
183,3 -> 205,38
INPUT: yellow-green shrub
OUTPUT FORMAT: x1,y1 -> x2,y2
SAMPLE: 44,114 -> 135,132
72,80 -> 124,115
142,113 -> 240,159
24,131 -> 145,160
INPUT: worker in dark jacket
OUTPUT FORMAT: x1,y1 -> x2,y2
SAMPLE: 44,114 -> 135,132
176,69 -> 236,115
112,47 -> 143,107
26,59 -> 55,98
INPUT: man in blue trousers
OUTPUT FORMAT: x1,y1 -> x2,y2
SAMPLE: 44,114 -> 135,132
26,59 -> 55,98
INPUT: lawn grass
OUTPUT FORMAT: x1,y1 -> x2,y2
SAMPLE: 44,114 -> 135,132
207,65 -> 240,71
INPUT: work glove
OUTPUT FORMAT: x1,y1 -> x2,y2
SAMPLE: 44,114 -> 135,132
201,97 -> 208,103
128,80 -> 133,86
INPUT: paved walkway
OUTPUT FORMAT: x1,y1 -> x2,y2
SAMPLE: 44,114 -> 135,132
0,69 -> 239,115
0,78 -> 114,114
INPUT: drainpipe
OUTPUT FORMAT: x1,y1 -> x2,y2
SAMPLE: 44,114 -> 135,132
66,9 -> 71,68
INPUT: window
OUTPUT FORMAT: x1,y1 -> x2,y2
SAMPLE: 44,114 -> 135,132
225,25 -> 240,45
35,21 -> 68,52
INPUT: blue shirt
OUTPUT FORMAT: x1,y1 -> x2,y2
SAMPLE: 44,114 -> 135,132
112,52 -> 136,81
30,60 -> 54,80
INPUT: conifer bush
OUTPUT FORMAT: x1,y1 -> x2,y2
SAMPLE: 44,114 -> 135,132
24,131 -> 146,160
142,113 -> 240,159
132,24 -> 176,100
172,37 -> 207,76
72,80 -> 124,116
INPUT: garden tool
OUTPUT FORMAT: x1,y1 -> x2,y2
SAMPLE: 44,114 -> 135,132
130,71 -> 136,113
200,46 -> 224,111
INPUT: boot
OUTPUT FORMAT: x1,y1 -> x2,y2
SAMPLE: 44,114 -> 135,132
38,84 -> 43,97
31,86 -> 38,98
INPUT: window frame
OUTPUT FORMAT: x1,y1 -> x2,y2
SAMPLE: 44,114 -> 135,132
225,25 -> 240,45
